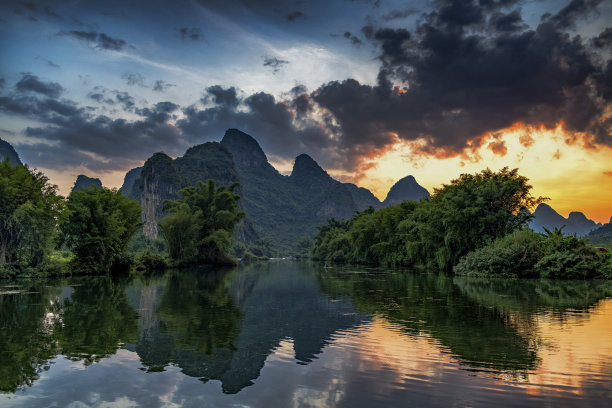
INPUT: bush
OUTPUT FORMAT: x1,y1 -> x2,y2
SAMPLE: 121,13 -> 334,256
454,229 -> 544,278
135,251 -> 168,271
110,253 -> 134,275
455,228 -> 612,279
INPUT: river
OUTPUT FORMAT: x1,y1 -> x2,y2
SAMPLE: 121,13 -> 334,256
1,261 -> 611,407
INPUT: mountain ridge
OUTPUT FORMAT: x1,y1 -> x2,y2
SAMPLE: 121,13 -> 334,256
530,203 -> 602,236
121,128 -> 432,250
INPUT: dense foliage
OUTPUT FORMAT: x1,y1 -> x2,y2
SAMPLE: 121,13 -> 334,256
159,180 -> 244,266
0,159 -> 63,274
454,228 -> 612,279
313,168 -> 545,271
62,187 -> 142,272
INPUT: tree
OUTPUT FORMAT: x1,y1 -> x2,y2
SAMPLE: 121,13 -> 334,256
403,167 -> 545,270
61,187 -> 141,272
0,158 -> 63,271
159,180 -> 244,266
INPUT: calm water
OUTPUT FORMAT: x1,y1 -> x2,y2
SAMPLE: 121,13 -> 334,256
1,262 -> 612,407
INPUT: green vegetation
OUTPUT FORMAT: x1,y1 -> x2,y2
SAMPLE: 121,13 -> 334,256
159,180 -> 244,266
314,168 -> 545,270
0,158 -> 63,277
61,186 -> 142,273
455,228 -> 612,279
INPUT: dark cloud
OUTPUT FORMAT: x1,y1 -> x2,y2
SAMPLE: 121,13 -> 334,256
113,91 -> 135,111
35,56 -> 60,68
343,31 -> 363,45
381,9 -> 417,21
547,0 -> 602,29
13,1 -> 61,19
16,73 -> 64,98
179,27 -> 204,41
58,30 -> 127,51
3,94 -> 183,171
593,27 -> 612,49
153,80 -> 176,92
301,0 -> 612,168
122,73 -> 146,87
489,10 -> 526,32
263,56 -> 289,73
0,94 -> 80,121
0,78 -> 5,89
286,11 -> 303,21
87,88 -> 115,105
205,85 -> 239,107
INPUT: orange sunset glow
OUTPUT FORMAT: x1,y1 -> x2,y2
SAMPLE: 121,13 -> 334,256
337,122 -> 612,223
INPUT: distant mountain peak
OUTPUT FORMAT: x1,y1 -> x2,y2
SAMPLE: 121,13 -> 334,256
0,137 -> 22,166
290,153 -> 333,185
383,175 -> 430,206
220,128 -> 267,165
71,174 -> 102,192
530,203 -> 600,236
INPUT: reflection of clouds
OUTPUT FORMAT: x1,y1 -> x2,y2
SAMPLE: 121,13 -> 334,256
520,299 -> 612,398
3,301 -> 612,407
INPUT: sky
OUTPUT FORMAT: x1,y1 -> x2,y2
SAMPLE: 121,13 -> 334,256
1,0 -> 611,222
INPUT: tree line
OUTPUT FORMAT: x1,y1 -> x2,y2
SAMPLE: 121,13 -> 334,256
0,159 -> 244,278
312,168 -> 612,279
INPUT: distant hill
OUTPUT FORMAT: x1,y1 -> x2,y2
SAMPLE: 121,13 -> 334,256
0,137 -> 22,166
530,203 -> 601,236
121,128 -> 430,251
344,183 -> 381,210
71,175 -> 102,192
119,167 -> 142,198
382,175 -> 430,206
587,217 -> 612,244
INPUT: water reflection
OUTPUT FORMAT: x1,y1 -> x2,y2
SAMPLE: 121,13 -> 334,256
130,262 -> 364,393
1,262 -> 612,407
0,282 -> 59,392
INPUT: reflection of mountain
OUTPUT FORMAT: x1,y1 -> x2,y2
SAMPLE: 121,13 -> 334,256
318,271 -> 540,372
130,262 -> 366,393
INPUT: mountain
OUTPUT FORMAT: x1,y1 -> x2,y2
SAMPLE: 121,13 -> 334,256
0,137 -> 22,165
530,203 -> 601,236
587,218 -> 612,244
220,129 -> 356,249
127,128 -> 430,251
119,167 -> 142,198
344,183 -> 381,210
383,175 -> 430,206
71,175 -> 102,192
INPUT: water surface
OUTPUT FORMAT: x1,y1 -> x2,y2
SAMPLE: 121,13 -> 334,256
1,262 -> 612,407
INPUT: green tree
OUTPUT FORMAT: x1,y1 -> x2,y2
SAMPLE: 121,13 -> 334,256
62,187 -> 142,272
159,180 -> 244,266
0,158 -> 63,271
312,168 -> 545,271
402,167 -> 545,270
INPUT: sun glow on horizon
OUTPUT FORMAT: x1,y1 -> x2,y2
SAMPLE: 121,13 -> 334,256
345,122 -> 612,224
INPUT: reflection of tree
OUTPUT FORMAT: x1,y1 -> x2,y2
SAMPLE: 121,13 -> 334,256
134,268 -> 241,379
55,277 -> 138,365
134,262 -> 365,394
158,269 -> 241,354
453,278 -> 612,315
318,270 -> 540,373
0,284 -> 59,392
